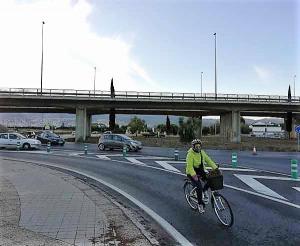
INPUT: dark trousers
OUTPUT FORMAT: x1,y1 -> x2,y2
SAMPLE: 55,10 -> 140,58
188,166 -> 209,206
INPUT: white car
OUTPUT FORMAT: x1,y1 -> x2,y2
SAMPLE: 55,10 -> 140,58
0,132 -> 41,150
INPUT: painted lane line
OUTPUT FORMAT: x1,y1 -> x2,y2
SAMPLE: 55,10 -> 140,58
68,152 -> 82,156
155,161 -> 181,173
135,156 -> 172,160
125,157 -> 147,166
247,175 -> 300,181
293,187 -> 300,192
2,158 -> 193,246
225,184 -> 300,209
222,162 -> 290,177
95,155 -> 111,161
234,174 -> 287,200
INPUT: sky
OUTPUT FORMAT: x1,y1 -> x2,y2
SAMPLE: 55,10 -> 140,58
0,0 -> 299,96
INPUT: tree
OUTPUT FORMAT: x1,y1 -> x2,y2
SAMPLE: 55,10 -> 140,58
110,78 -> 115,98
128,116 -> 147,135
166,116 -> 171,135
170,124 -> 178,135
286,85 -> 292,139
109,78 -> 116,131
178,117 -> 202,142
156,124 -> 166,133
240,117 -> 246,125
241,124 -> 250,134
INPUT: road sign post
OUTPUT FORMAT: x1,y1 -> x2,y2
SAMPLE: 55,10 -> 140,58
232,153 -> 237,168
123,146 -> 127,157
291,159 -> 298,179
174,149 -> 179,161
47,142 -> 51,153
295,125 -> 300,152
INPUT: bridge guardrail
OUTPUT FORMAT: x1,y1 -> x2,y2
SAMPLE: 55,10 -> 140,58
0,88 -> 299,103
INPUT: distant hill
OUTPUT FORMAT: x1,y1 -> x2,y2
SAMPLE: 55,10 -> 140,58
0,113 -> 284,128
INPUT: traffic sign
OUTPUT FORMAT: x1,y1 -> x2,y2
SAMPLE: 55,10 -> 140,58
295,125 -> 300,134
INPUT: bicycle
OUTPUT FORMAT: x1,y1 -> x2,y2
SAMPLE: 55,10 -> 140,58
183,173 -> 234,227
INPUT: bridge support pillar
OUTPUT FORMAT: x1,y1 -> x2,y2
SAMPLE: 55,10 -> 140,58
86,114 -> 92,138
220,111 -> 241,143
196,116 -> 202,138
76,107 -> 87,142
284,117 -> 300,139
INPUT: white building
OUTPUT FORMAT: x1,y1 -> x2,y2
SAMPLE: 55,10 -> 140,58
249,122 -> 284,138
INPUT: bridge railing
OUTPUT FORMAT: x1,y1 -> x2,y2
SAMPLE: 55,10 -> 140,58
0,87 -> 299,103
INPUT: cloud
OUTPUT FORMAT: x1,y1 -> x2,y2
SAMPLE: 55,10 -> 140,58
0,0 -> 160,92
253,65 -> 272,82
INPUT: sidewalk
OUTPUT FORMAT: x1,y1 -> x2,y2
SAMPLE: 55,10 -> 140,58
0,159 -> 157,246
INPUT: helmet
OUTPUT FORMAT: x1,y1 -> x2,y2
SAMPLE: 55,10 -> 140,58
191,139 -> 202,153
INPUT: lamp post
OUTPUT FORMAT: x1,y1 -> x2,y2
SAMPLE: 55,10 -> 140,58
294,75 -> 296,98
40,21 -> 45,96
201,72 -> 203,96
213,33 -> 217,98
93,66 -> 96,95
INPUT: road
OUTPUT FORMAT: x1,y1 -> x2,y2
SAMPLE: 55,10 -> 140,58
0,145 -> 299,245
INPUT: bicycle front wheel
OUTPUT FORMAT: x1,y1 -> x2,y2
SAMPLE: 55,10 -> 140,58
183,181 -> 198,211
212,193 -> 234,227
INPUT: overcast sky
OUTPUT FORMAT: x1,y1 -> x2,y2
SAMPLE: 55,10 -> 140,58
0,0 -> 298,96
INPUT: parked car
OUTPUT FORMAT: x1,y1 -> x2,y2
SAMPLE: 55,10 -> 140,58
0,132 -> 41,150
22,131 -> 36,138
98,133 -> 142,151
36,131 -> 65,146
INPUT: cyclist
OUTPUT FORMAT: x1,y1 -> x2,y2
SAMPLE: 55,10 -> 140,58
186,139 -> 218,213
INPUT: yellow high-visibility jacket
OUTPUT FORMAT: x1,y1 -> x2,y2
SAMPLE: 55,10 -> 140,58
185,148 -> 217,176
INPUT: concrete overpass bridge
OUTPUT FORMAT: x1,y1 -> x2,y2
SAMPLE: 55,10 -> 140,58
1,88 -> 299,143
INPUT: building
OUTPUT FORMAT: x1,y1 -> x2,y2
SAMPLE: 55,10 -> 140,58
249,122 -> 284,138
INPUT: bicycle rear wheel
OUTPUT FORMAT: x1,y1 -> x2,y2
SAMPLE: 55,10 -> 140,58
212,193 -> 234,227
183,181 -> 198,211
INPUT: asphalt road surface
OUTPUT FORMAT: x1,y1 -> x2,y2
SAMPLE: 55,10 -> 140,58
0,145 -> 299,245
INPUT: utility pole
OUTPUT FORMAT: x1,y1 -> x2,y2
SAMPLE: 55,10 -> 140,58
40,21 -> 45,95
93,66 -> 96,95
214,33 -> 217,98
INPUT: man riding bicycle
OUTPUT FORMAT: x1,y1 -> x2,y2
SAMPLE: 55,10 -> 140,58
186,139 -> 218,213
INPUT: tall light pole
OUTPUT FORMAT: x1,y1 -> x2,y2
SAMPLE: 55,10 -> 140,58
294,74 -> 296,98
40,21 -> 45,96
93,66 -> 96,95
201,72 -> 203,96
214,33 -> 217,98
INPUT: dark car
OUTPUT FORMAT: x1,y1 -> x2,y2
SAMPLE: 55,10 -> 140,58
98,133 -> 142,151
36,131 -> 65,146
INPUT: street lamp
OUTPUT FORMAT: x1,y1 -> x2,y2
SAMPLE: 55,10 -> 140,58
294,74 -> 296,98
93,66 -> 96,95
201,72 -> 203,96
213,33 -> 217,98
40,21 -> 45,95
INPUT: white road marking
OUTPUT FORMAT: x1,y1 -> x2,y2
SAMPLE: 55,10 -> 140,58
125,157 -> 146,166
225,184 -> 300,209
124,156 -> 170,166
234,174 -> 287,200
155,161 -> 181,172
3,159 -> 193,246
95,155 -> 111,160
68,152 -> 82,156
293,187 -> 300,192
